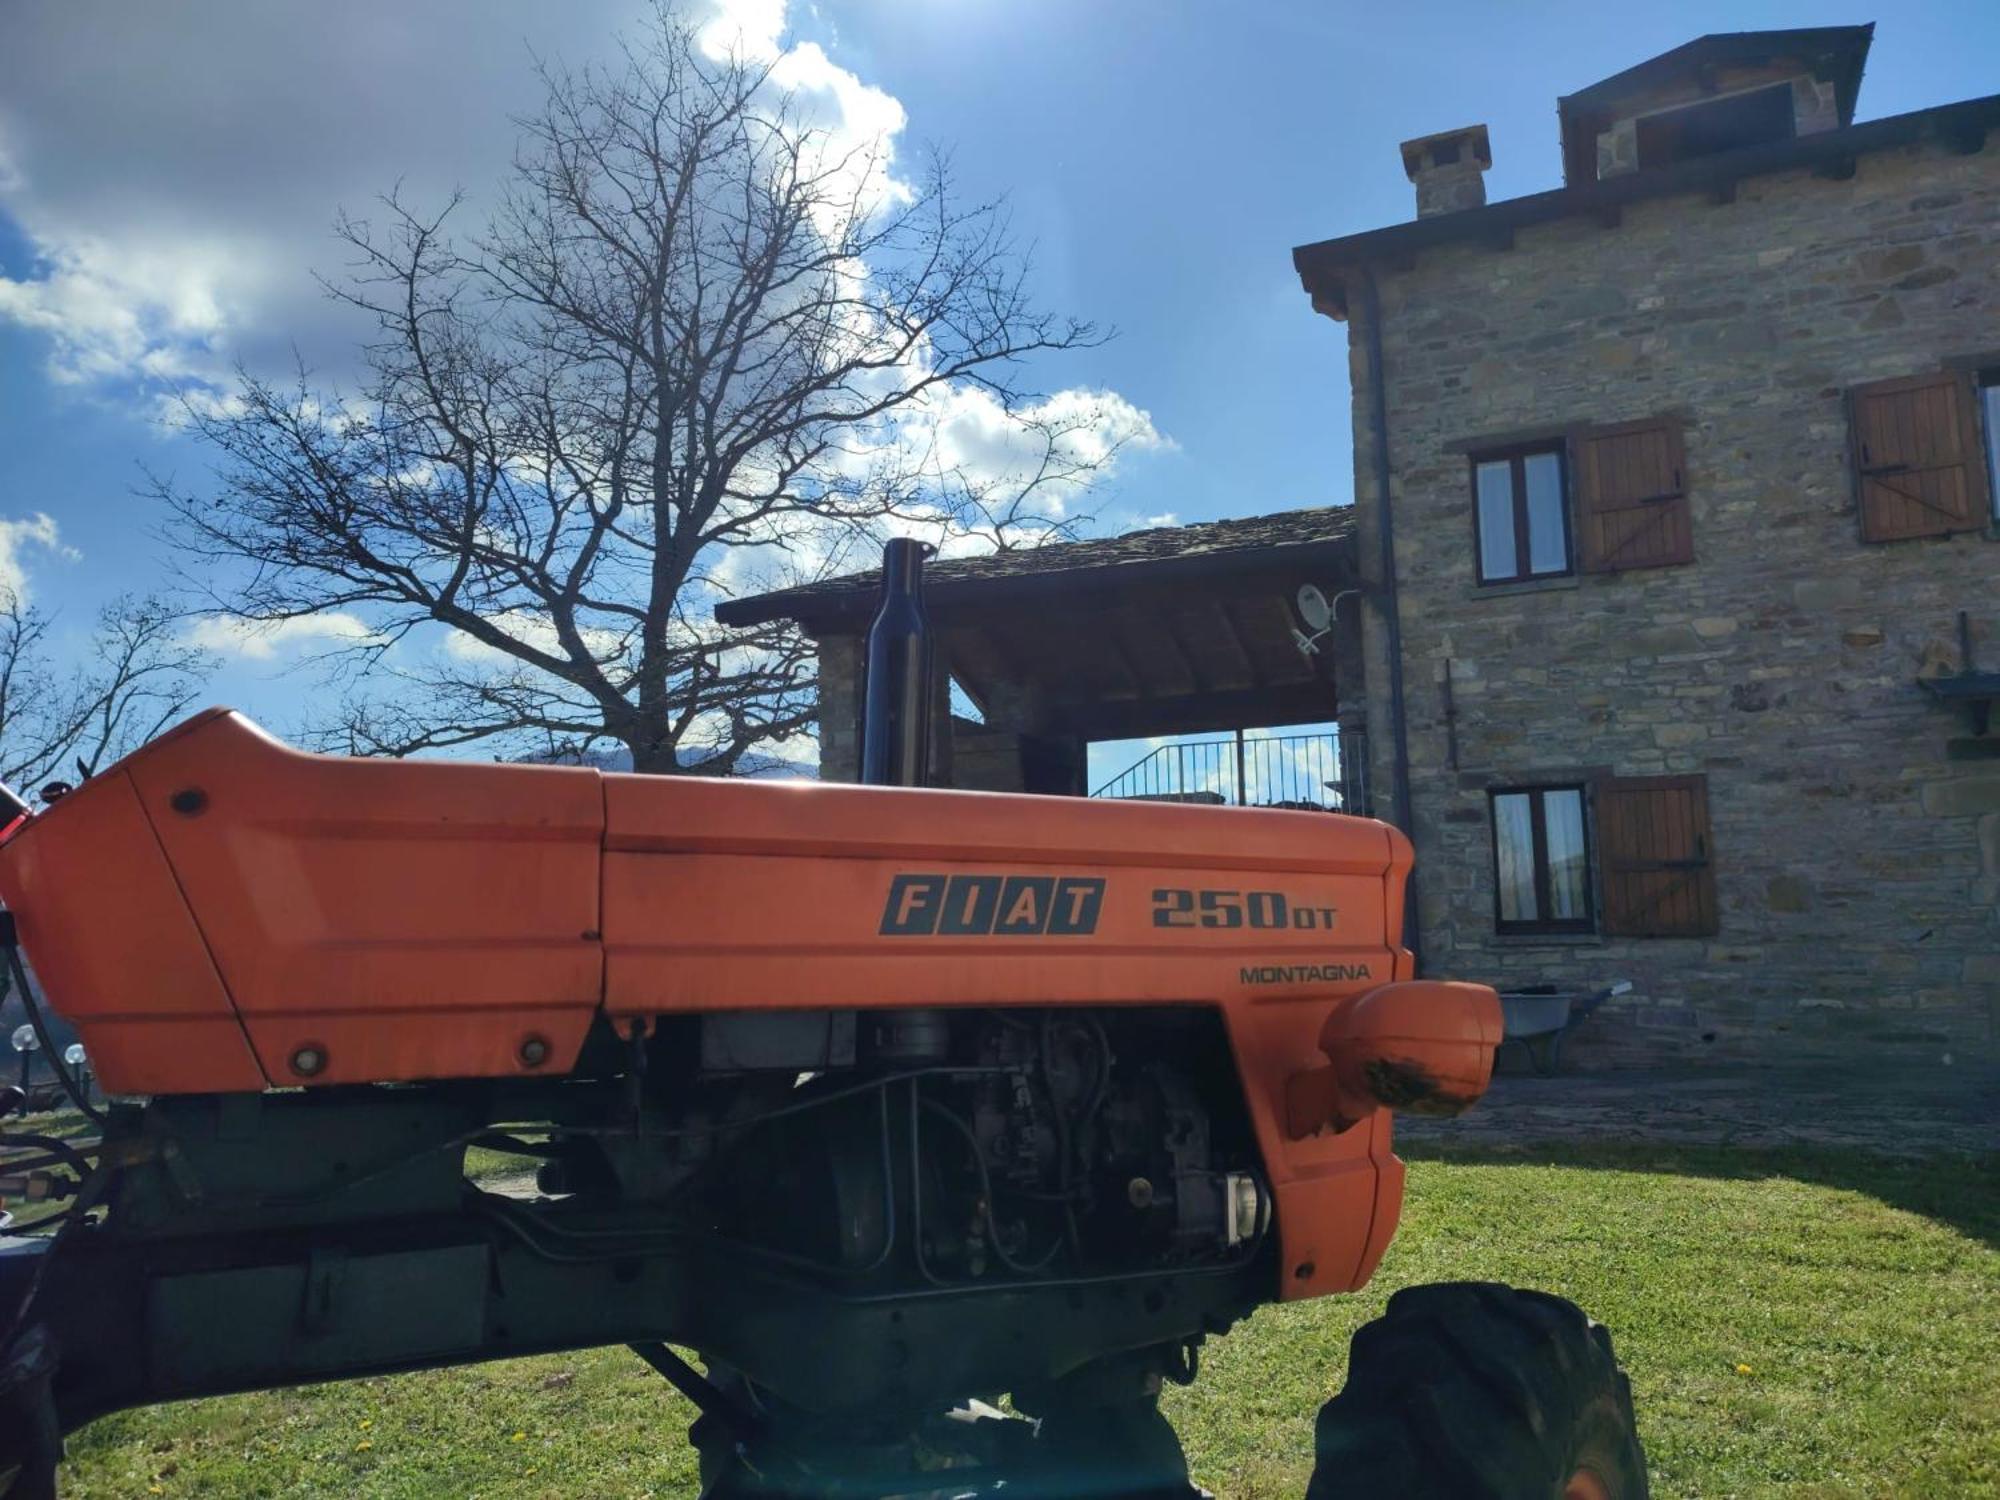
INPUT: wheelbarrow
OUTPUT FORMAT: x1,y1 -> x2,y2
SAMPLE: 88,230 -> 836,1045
1498,980 -> 1632,1074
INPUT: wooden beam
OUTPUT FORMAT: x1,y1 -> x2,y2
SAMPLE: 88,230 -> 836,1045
1155,609 -> 1212,695
934,566 -> 1353,638
1046,682 -> 1339,742
1113,607 -> 1198,698
945,626 -> 1016,696
946,656 -> 994,720
1208,600 -> 1260,689
972,622 -> 1035,686
1098,631 -> 1149,701
1943,121 -> 1988,155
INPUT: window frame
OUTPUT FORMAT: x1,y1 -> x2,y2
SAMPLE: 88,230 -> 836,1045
1981,368 -> 2000,524
1469,442 -> 1574,586
1488,783 -> 1596,937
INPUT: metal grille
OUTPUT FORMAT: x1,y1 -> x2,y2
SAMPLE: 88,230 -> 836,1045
1090,731 -> 1369,814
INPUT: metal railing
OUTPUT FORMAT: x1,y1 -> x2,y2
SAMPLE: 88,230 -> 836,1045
1090,730 -> 1369,814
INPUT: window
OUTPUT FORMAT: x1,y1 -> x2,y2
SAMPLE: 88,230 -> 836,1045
1635,84 -> 1796,170
1489,775 -> 1720,940
1982,370 -> 2000,522
1468,421 -> 1691,582
1849,371 -> 1991,542
1472,446 -> 1570,584
1490,785 -> 1594,935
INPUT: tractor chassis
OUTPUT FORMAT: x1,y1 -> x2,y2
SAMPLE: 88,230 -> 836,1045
0,1080 -> 1263,1497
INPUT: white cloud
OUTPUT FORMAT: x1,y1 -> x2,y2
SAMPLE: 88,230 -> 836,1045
0,513 -> 79,605
2,0 -> 1172,766
0,234 -> 262,388
0,1 -> 1165,496
0,0 -> 918,400
185,612 -> 381,661
698,0 -> 910,234
0,2 -> 651,399
698,382 -> 1167,610
619,0 -> 1170,609
697,0 -> 788,61
929,383 -> 1166,516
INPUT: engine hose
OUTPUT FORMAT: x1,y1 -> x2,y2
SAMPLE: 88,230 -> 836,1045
0,1164 -> 111,1353
918,1096 -> 1064,1275
479,1183 -> 1270,1310
0,1134 -> 97,1180
2,943 -> 105,1128
474,1086 -> 903,1280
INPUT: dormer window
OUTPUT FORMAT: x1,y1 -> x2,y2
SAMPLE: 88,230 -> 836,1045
1635,83 -> 1797,170
1555,27 -> 1873,185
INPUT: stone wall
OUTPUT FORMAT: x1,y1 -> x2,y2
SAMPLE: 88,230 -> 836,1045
811,633 -> 957,787
1344,138 -> 2000,1057
816,634 -> 865,783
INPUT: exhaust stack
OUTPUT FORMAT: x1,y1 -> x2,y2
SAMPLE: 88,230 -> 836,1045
860,538 -> 935,788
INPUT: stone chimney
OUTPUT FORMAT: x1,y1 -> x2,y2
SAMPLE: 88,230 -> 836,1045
1399,124 -> 1492,218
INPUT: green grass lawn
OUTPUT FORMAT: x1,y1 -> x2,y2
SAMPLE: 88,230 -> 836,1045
54,1143 -> 1999,1500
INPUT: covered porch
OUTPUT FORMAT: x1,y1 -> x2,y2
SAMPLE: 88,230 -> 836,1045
716,508 -> 1368,808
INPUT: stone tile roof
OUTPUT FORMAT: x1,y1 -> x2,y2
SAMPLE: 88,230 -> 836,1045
1294,90 -> 2000,318
715,505 -> 1356,628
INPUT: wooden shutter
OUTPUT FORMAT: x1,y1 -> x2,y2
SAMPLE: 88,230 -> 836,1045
1571,419 -> 1693,572
1595,774 -> 1717,937
1848,371 -> 1990,542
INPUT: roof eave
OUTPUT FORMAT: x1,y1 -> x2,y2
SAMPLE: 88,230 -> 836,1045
1294,92 -> 2000,320
714,534 -> 1357,632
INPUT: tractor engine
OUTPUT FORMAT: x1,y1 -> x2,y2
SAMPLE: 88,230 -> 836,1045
511,1006 -> 1265,1297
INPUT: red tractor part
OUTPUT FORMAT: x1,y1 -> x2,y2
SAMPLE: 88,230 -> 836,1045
1285,980 -> 1504,1138
0,543 -> 1646,1498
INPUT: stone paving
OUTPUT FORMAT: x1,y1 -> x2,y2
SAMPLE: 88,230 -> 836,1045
1397,1052 -> 2000,1157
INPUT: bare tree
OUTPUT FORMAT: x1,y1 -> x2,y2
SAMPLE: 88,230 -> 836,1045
0,593 -> 212,795
156,11 -> 1134,773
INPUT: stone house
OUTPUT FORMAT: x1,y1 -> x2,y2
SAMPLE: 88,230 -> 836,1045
723,26 -> 2000,1058
1291,25 -> 2000,1053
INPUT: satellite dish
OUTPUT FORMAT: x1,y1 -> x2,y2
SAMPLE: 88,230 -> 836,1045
1296,584 -> 1332,633
10,1025 -> 37,1054
62,1043 -> 86,1069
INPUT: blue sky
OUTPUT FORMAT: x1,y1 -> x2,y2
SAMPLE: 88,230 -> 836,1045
1,0 -> 1996,751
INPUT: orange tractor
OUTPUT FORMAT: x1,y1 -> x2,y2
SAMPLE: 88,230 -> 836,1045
0,545 -> 1645,1498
